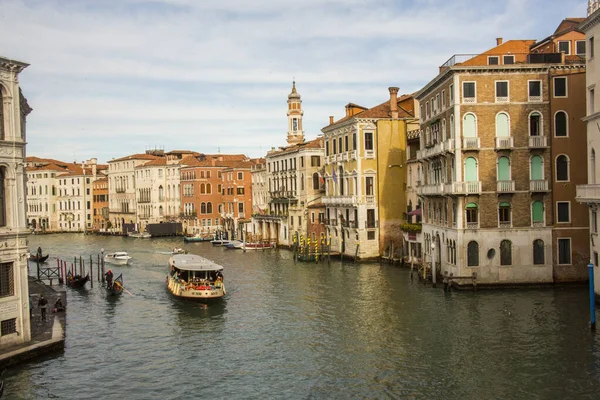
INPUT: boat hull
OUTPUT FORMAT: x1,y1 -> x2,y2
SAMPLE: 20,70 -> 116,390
104,257 -> 131,265
183,236 -> 213,243
166,276 -> 225,301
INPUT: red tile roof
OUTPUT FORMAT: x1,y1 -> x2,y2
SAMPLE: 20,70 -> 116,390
324,93 -> 415,128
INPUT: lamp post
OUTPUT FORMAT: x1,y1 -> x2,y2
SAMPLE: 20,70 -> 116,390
431,242 -> 437,288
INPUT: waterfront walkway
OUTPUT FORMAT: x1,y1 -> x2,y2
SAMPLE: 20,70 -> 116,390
0,277 -> 66,367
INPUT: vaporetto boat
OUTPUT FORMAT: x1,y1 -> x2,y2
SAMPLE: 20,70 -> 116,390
166,254 -> 226,301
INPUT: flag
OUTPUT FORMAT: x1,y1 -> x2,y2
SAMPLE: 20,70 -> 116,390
332,170 -> 337,184
319,175 -> 325,185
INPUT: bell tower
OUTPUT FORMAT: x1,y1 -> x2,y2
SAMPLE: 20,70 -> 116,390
286,81 -> 305,145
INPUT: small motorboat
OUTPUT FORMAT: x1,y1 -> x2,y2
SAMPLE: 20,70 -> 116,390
129,231 -> 151,239
67,272 -> 90,289
104,251 -> 132,265
29,253 -> 49,263
172,248 -> 187,254
183,233 -> 214,243
211,239 -> 233,247
224,240 -> 244,249
243,242 -> 275,250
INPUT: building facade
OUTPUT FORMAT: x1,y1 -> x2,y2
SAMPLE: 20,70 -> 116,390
322,88 -> 418,259
576,1 -> 600,296
92,176 -> 109,231
0,56 -> 32,347
222,160 -> 255,240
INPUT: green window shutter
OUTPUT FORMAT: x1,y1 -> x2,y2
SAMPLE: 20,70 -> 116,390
530,156 -> 543,180
497,157 -> 510,181
496,113 -> 509,137
463,114 -> 476,138
532,201 -> 544,222
465,157 -> 478,181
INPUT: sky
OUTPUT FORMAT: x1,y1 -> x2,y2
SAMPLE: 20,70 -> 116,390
0,0 -> 586,164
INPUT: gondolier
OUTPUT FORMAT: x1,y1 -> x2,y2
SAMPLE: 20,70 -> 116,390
105,269 -> 114,288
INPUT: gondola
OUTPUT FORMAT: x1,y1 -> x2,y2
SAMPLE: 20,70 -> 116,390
107,273 -> 124,296
66,272 -> 90,289
29,253 -> 49,263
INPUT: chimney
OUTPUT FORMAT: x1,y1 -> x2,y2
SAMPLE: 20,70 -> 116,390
389,87 -> 399,119
345,104 -> 350,117
329,116 -> 334,125
496,37 -> 503,46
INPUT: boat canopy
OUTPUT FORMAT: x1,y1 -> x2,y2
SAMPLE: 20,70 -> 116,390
169,254 -> 224,272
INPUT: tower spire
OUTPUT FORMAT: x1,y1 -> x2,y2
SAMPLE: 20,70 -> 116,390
286,80 -> 304,145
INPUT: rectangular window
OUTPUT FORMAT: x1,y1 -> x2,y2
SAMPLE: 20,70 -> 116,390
344,135 -> 348,152
441,89 -> 446,108
449,84 -> 454,103
311,156 -> 320,167
529,80 -> 542,101
435,94 -> 440,112
425,102 -> 429,118
554,77 -> 567,97
365,177 -> 374,195
237,172 -> 243,180
595,251 -> 599,267
325,142 -> 329,156
0,262 -> 14,298
503,55 -> 515,64
300,157 -> 304,168
367,231 -> 375,240
495,81 -> 509,101
558,41 -> 571,54
593,210 -> 598,234
488,56 -> 499,65
576,40 -> 586,55
1,318 -> 17,336
463,82 -> 476,102
558,238 -> 571,264
590,37 -> 595,59
236,187 -> 245,195
364,132 -> 373,151
591,88 -> 596,115
366,209 -> 376,228
333,139 -> 337,154
557,202 -> 570,223
238,203 -> 244,213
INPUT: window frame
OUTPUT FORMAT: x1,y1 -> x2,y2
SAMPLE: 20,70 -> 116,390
554,111 -> 568,137
576,40 -> 586,56
462,81 -> 476,103
553,77 -> 568,98
487,56 -> 499,65
556,201 -> 571,223
557,238 -> 572,265
556,154 -> 570,182
503,55 -> 515,65
495,81 -> 509,102
558,40 -> 571,55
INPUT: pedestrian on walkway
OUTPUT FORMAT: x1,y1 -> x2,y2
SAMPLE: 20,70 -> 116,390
38,294 -> 48,321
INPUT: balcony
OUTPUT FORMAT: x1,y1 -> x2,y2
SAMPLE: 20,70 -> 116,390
466,222 -> 479,229
365,150 -> 375,159
576,184 -> 600,204
115,188 -> 126,193
532,221 -> 546,228
418,184 -> 445,196
462,137 -> 480,150
444,138 -> 456,153
365,220 -> 379,229
495,137 -> 514,150
349,150 -> 358,160
530,180 -> 549,192
322,196 -> 357,206
498,222 -> 512,229
528,95 -> 542,102
497,180 -> 515,193
326,218 -> 338,226
528,136 -> 548,148
448,181 -> 481,195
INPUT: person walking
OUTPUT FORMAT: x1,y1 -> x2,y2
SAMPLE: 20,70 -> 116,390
38,294 -> 48,321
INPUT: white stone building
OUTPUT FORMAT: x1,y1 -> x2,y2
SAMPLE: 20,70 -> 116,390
0,56 -> 32,347
576,1 -> 600,296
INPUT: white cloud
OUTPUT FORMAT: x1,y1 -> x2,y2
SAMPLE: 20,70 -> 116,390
0,0 -> 587,163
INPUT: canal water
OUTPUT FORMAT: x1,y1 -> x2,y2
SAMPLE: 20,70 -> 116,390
4,234 -> 600,399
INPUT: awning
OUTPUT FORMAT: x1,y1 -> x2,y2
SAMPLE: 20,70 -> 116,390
408,208 -> 422,216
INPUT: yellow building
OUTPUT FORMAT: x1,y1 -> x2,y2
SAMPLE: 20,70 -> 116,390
322,88 -> 419,259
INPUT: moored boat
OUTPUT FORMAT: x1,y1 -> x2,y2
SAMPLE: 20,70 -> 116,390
243,242 -> 275,250
166,254 -> 225,301
104,251 -> 132,265
183,233 -> 214,243
224,240 -> 244,249
67,272 -> 90,289
129,231 -> 151,239
211,239 -> 234,247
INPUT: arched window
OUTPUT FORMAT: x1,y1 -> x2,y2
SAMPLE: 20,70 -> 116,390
463,113 -> 477,137
206,183 -> 212,194
0,167 -> 5,226
200,183 -> 206,194
533,239 -> 545,265
159,205 -> 163,216
450,115 -> 455,139
499,202 -> 511,227
313,173 -> 320,190
529,112 -> 541,136
500,240 -> 512,265
466,202 -> 478,227
532,201 -> 544,226
201,202 -> 207,214
465,157 -> 478,182
158,185 -> 164,201
495,112 -> 510,137
301,174 -> 305,191
207,202 -> 213,214
467,241 -> 479,266
592,149 -> 597,184
530,155 -> 543,180
442,119 -> 447,140
555,111 -> 567,137
556,155 -> 569,181
497,156 -> 510,181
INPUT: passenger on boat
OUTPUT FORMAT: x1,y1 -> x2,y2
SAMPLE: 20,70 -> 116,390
105,269 -> 113,288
